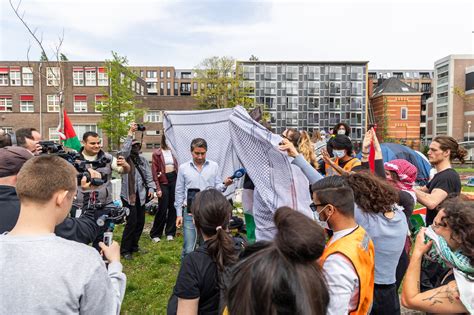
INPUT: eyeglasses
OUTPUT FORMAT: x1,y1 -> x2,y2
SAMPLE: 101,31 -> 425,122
310,202 -> 328,212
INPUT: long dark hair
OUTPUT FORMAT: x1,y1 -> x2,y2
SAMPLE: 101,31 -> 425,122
160,131 -> 169,150
343,171 -> 399,214
433,136 -> 467,163
226,207 -> 329,315
190,189 -> 237,271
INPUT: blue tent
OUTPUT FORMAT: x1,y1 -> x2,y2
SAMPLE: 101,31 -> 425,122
357,143 -> 432,186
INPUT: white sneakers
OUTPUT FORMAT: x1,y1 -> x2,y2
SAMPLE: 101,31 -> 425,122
152,236 -> 174,242
166,235 -> 174,241
152,237 -> 160,243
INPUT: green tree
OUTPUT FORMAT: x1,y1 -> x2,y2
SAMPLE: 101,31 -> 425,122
60,53 -> 68,61
39,51 -> 48,61
193,56 -> 254,110
97,51 -> 144,151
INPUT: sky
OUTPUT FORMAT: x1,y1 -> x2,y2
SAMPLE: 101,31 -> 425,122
1,0 -> 473,69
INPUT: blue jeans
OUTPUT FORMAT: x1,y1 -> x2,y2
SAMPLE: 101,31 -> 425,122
182,210 -> 197,259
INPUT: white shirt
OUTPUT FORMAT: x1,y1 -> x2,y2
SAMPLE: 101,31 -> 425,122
323,226 -> 360,315
163,149 -> 174,166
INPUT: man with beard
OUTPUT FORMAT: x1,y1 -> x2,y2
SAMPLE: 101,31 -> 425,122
120,137 -> 156,260
415,136 -> 467,225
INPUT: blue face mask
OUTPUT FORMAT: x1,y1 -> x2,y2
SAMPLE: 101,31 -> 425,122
333,150 -> 346,158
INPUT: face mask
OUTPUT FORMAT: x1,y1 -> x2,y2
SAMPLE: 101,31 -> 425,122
315,205 -> 332,230
337,129 -> 346,135
333,150 -> 346,158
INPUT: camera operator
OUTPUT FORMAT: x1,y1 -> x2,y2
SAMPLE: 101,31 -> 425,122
0,127 -> 42,154
0,155 -> 126,314
119,125 -> 156,260
0,146 -> 104,244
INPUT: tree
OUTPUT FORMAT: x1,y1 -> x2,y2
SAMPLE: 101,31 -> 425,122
97,51 -> 144,151
39,51 -> 48,61
193,56 -> 254,110
249,55 -> 259,61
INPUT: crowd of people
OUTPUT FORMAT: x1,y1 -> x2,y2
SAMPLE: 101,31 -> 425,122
0,120 -> 472,315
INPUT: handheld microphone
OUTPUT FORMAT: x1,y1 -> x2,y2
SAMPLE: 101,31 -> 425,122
230,168 -> 246,180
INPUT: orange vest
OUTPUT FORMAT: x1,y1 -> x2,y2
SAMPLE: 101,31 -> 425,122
325,157 -> 361,176
320,226 -> 375,315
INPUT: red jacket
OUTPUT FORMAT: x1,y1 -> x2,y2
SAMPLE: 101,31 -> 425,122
151,148 -> 179,193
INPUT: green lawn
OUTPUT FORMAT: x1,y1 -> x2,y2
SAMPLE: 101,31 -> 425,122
113,214 -> 182,314
455,167 -> 474,173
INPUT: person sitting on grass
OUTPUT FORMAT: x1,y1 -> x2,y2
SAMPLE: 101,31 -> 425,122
167,188 -> 237,315
402,197 -> 474,314
0,155 -> 126,314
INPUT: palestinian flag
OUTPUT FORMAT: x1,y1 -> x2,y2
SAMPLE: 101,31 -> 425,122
57,109 -> 81,151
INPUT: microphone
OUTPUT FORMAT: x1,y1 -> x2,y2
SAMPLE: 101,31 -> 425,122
230,168 -> 246,180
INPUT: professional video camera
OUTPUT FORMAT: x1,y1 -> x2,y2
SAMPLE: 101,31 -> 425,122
96,201 -> 130,246
136,124 -> 146,131
38,141 -> 110,186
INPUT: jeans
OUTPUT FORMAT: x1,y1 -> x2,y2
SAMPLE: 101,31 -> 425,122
182,210 -> 197,259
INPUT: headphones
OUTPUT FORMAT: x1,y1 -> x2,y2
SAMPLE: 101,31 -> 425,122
8,132 -> 17,146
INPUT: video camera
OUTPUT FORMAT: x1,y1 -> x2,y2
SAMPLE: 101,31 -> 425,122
136,124 -> 146,132
96,202 -> 130,227
38,141 -> 110,186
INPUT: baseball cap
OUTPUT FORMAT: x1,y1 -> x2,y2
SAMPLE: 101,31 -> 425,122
0,146 -> 34,177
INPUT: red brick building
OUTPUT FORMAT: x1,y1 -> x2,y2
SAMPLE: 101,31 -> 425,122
370,77 -> 422,148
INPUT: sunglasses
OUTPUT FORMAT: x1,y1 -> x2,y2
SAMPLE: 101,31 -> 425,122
310,202 -> 328,212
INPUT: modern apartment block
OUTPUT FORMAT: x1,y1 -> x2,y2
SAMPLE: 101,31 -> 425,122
0,61 -> 198,152
368,69 -> 433,140
427,55 -> 474,142
239,61 -> 369,141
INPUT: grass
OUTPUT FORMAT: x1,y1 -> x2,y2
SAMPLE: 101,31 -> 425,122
113,214 -> 182,314
455,167 -> 474,173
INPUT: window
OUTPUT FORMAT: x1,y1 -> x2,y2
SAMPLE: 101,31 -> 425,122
140,70 -> 144,78
286,112 -> 298,125
49,127 -> 61,141
329,66 -> 342,80
147,82 -> 157,92
73,67 -> 84,86
350,66 -> 363,80
329,97 -> 341,110
351,82 -> 363,95
160,70 -> 164,79
98,67 -> 108,86
46,67 -> 60,86
286,97 -> 298,110
308,82 -> 319,95
22,67 -> 33,86
264,97 -> 276,109
0,67 -> 8,85
401,107 -> 408,120
265,82 -> 276,95
0,126 -> 13,133
286,66 -> 299,80
146,70 -> 157,78
264,66 -> 277,80
95,95 -> 107,112
330,82 -> 341,95
47,94 -> 60,112
0,95 -> 13,111
9,68 -> 21,86
180,83 -> 191,94
145,111 -> 162,123
243,65 -> 255,80
167,70 -> 171,79
308,112 -> 320,124
193,82 -> 198,91
73,125 -> 101,141
167,82 -> 171,90
350,97 -> 362,110
74,95 -> 88,112
85,67 -> 96,86
306,66 -> 320,80
308,97 -> 319,110
286,81 -> 298,95
20,95 -> 34,112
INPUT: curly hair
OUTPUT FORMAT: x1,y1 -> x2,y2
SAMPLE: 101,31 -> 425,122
343,170 -> 399,214
439,197 -> 474,265
298,131 -> 318,168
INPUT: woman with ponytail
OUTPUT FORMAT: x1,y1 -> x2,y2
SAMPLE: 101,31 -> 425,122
167,189 -> 237,315
226,207 -> 329,315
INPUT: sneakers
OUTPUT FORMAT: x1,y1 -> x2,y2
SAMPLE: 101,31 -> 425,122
166,235 -> 174,241
122,253 -> 133,261
152,237 -> 161,243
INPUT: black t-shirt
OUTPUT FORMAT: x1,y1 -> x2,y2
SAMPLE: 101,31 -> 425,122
168,243 -> 219,315
425,168 -> 461,225
0,185 -> 20,234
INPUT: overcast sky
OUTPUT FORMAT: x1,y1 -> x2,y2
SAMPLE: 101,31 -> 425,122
1,0 -> 473,69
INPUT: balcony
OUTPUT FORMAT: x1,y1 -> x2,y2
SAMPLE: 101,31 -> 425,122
286,72 -> 298,81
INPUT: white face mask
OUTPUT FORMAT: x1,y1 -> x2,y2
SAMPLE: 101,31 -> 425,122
333,150 -> 346,158
337,129 -> 346,135
314,205 -> 332,230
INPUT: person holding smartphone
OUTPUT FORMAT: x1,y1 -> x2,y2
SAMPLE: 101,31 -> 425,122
174,138 -> 233,259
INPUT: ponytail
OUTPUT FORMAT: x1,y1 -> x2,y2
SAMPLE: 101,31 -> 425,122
433,135 -> 468,164
207,226 -> 237,271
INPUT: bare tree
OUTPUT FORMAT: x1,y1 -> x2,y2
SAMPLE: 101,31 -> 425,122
9,0 -> 68,132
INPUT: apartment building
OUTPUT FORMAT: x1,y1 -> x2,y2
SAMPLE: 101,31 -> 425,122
368,69 -> 433,139
239,61 -> 369,141
428,54 -> 474,142
0,61 -> 198,152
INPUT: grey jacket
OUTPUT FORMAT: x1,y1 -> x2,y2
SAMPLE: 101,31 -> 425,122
120,139 -> 156,206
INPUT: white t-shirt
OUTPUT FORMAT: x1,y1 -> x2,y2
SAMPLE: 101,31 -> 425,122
323,226 -> 360,315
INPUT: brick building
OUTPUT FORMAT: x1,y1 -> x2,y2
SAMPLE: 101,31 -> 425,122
427,54 -> 474,142
368,69 -> 433,140
0,61 -> 198,152
370,77 -> 422,148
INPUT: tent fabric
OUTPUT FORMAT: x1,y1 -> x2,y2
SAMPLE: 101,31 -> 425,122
162,108 -> 241,198
357,143 -> 432,185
